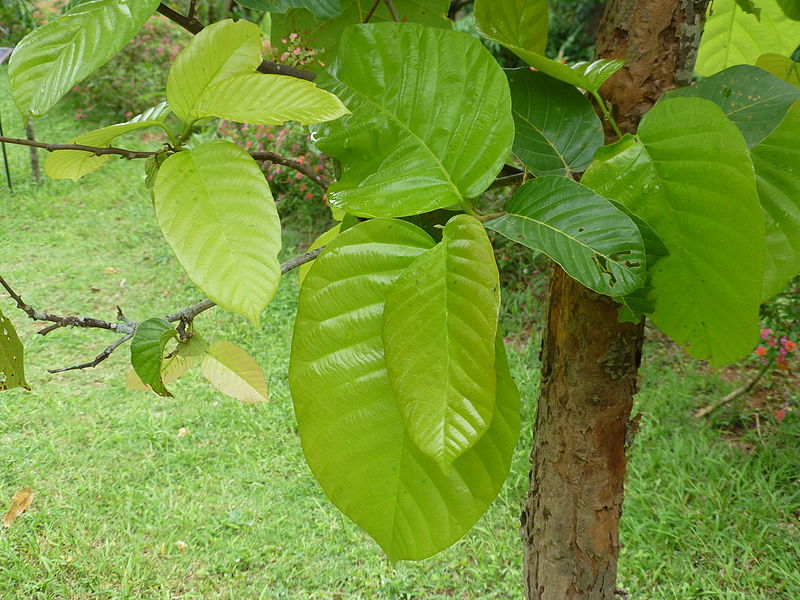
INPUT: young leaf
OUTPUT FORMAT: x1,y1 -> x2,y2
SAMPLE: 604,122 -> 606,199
298,223 -> 341,284
125,334 -> 206,392
8,0 -> 161,117
750,103 -> 800,299
382,215 -> 500,470
312,23 -> 513,217
290,219 -> 520,560
756,53 -> 800,87
582,98 -> 765,365
485,176 -> 647,297
506,68 -> 604,176
3,488 -> 34,528
153,140 -> 282,326
473,0 -> 548,55
200,341 -> 269,403
270,1 -> 451,74
664,65 -> 800,147
695,0 -> 800,76
193,73 -> 349,125
0,310 -> 30,392
44,102 -> 170,181
166,19 -> 263,122
130,318 -> 179,397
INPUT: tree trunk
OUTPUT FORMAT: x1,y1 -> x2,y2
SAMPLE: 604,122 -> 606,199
520,1 -> 709,599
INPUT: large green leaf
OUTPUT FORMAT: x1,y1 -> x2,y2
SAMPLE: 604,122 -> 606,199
298,223 -> 341,284
664,65 -> 800,147
270,0 -> 451,73
193,73 -> 348,125
756,53 -> 800,87
382,215 -> 500,469
153,140 -> 281,326
473,0 -> 548,55
311,23 -> 514,217
696,0 -> 800,77
506,68 -> 604,176
289,219 -> 520,560
8,0 -> 161,117
130,318 -> 179,397
260,0 -> 342,17
166,19 -> 263,122
0,310 -> 30,392
582,98 -> 764,365
45,102 -> 170,181
201,341 -> 269,403
486,176 -> 646,297
750,103 -> 800,298
778,0 -> 800,20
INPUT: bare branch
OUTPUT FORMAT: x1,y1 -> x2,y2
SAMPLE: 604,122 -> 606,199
47,333 -> 134,374
384,0 -> 400,22
0,135 -> 157,160
251,151 -> 328,190
363,0 -> 382,22
157,2 -> 203,33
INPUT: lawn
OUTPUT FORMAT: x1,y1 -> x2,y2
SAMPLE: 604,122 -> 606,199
1,66 -> 799,599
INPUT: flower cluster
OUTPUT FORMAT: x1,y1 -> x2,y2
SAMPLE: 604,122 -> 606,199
273,32 -> 326,69
755,329 -> 798,371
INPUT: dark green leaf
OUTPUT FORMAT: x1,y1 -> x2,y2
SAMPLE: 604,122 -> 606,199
131,318 -> 179,397
0,310 -> 30,392
735,0 -> 762,19
777,0 -> 800,20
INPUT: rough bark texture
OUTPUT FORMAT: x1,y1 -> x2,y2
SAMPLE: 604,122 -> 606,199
521,1 -> 710,599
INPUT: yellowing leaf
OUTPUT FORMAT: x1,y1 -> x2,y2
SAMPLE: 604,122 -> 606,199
0,309 -> 30,392
4,488 -> 34,528
201,341 -> 268,402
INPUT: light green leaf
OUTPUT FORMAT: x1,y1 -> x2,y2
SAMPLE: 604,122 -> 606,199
194,73 -> 349,125
750,102 -> 800,298
0,310 -> 30,392
486,176 -> 646,297
382,215 -> 500,469
756,53 -> 800,87
153,140 -> 281,327
45,102 -> 170,181
664,65 -> 800,147
125,331 -> 207,391
270,0 -> 451,73
131,318 -> 179,397
201,341 -> 269,402
696,0 -> 800,77
312,23 -> 513,217
506,68 -> 604,176
298,223 -> 341,284
289,218 -> 520,560
473,0 -> 548,55
8,0 -> 161,117
167,19 -> 263,122
582,98 -> 765,365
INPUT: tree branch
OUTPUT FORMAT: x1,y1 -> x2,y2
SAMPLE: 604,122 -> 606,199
47,333 -> 134,374
384,0 -> 400,21
251,151 -> 328,190
0,135 -> 157,160
363,0 -> 382,22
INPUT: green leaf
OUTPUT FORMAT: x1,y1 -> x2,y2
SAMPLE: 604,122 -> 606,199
486,176 -> 646,297
131,318 -> 179,397
201,341 -> 269,402
778,0 -> 800,20
270,0 -> 451,74
125,332 -> 207,391
153,140 -> 282,327
8,0 -> 161,117
735,0 -> 762,19
45,102 -> 170,181
312,22 -> 513,217
696,0 -> 800,77
664,65 -> 800,147
298,223 -> 341,284
756,53 -> 800,87
473,0 -> 548,55
289,218 -> 520,560
750,102 -> 800,298
193,73 -> 349,125
0,310 -> 30,392
256,0 -> 342,18
582,98 -> 765,365
506,68 -> 604,176
382,215 -> 500,469
166,19 -> 263,122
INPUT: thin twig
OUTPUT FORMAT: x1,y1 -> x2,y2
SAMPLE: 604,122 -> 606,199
251,151 -> 328,190
187,0 -> 197,21
0,135 -> 156,160
47,333 -> 134,374
363,0 -> 382,22
384,0 -> 400,21
693,359 -> 774,418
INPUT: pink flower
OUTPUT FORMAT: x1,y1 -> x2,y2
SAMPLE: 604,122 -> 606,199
761,328 -> 772,340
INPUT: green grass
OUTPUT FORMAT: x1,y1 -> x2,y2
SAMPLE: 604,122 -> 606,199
1,67 -> 799,599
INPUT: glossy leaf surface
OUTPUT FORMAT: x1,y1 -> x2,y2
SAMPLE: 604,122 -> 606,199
0,310 -> 30,391
750,103 -> 800,298
290,219 -> 520,560
486,176 -> 646,296
270,0 -> 450,74
8,0 -> 161,117
167,19 -> 262,122
312,23 -> 513,217
664,65 -> 800,147
154,141 -> 281,326
756,53 -> 800,87
130,318 -> 178,397
696,0 -> 800,76
582,98 -> 764,365
473,0 -> 548,54
506,68 -> 604,176
201,341 -> 269,402
383,215 -> 500,469
194,73 -> 348,125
